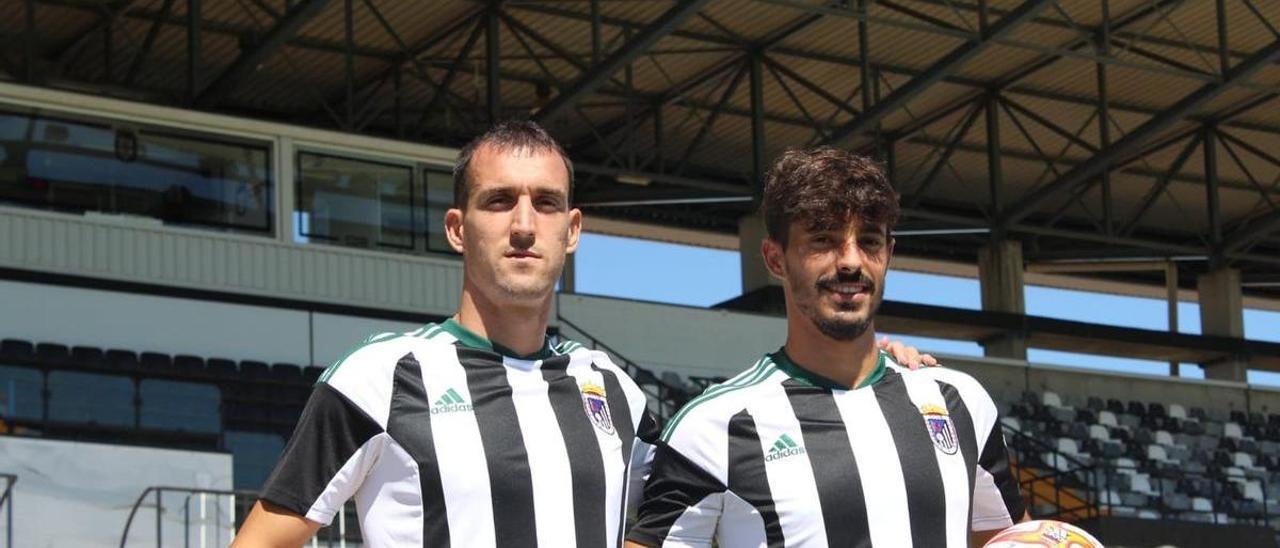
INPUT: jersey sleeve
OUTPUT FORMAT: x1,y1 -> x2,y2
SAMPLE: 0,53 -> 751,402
970,410 -> 1027,531
258,382 -> 388,525
626,443 -> 727,547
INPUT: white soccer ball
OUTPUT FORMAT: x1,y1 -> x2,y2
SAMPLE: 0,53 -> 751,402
982,519 -> 1104,548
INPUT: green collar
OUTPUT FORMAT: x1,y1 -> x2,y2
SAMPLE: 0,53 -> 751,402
771,348 -> 887,390
438,318 -> 555,361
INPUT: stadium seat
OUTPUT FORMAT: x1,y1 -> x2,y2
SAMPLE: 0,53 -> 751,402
1189,406 -> 1208,421
1042,391 -> 1064,408
104,349 -> 140,372
139,351 -> 172,372
271,362 -> 303,381
1127,400 -> 1148,418
303,366 -> 324,383
1106,398 -> 1126,415
0,338 -> 34,360
172,354 -> 205,376
1169,404 -> 1189,420
35,343 -> 71,366
1086,396 -> 1105,412
240,360 -> 270,381
206,358 -> 238,379
70,346 -> 105,368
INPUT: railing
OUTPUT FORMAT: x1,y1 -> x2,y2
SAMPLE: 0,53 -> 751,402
1003,423 -> 1280,532
554,312 -> 693,423
119,486 -> 361,547
0,473 -> 14,548
1003,424 -> 1103,522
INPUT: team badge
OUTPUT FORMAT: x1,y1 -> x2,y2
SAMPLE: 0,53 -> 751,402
580,382 -> 615,435
920,404 -> 959,455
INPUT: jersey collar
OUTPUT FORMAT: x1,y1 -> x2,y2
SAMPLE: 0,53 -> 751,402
770,347 -> 887,391
438,318 -> 555,361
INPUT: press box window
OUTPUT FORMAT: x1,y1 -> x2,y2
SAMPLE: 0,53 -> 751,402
295,151 -> 415,251
0,109 -> 272,233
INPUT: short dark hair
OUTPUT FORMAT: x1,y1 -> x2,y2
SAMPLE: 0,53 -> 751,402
452,120 -> 575,208
761,147 -> 899,247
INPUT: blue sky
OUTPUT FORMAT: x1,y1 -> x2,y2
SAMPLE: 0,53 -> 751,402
574,232 -> 1280,386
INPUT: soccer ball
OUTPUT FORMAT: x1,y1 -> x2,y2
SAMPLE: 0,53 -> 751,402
982,519 -> 1104,548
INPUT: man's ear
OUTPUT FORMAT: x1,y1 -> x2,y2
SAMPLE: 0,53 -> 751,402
762,238 -> 786,280
565,208 -> 583,253
444,208 -> 465,254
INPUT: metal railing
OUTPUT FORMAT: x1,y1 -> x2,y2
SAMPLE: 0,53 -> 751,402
119,486 -> 362,547
1003,423 -> 1280,531
0,473 -> 15,548
1003,424 -> 1103,521
554,313 -> 694,423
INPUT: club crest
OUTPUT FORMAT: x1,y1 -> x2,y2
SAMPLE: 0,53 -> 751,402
580,382 -> 615,435
920,404 -> 959,455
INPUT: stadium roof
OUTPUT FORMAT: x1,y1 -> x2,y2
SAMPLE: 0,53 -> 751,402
4,0 -> 1280,297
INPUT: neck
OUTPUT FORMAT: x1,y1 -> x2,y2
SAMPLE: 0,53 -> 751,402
455,281 -> 552,357
783,313 -> 880,389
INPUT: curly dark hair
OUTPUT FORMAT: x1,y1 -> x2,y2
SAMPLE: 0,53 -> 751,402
453,120 -> 574,208
761,147 -> 899,247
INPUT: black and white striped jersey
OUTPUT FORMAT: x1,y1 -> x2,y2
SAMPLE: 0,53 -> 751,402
260,319 -> 658,548
628,349 -> 1025,548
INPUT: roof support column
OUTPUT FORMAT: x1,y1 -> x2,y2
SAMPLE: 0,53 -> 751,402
978,239 -> 1027,360
1197,268 -> 1247,382
739,210 -> 776,297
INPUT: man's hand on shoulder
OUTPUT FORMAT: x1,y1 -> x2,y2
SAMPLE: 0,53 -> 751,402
878,336 -> 939,370
231,500 -> 322,548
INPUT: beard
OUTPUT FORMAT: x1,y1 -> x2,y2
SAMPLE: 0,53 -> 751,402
802,269 -> 881,341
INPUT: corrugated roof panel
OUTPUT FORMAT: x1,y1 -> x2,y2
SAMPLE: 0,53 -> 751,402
684,0 -> 807,44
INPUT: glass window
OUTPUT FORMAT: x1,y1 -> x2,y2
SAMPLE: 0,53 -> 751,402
0,108 -> 272,233
296,151 -> 415,251
425,167 -> 453,253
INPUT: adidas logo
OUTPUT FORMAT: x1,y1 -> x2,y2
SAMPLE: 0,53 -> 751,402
765,433 -> 806,461
431,388 -> 472,415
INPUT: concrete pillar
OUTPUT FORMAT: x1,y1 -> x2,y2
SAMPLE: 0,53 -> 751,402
978,240 -> 1027,360
739,211 -> 775,294
1198,268 -> 1248,382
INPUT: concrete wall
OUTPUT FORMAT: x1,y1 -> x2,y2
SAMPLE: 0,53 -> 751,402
0,436 -> 233,547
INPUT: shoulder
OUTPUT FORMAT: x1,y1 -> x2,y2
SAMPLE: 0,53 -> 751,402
317,326 -> 457,427
661,356 -> 782,445
889,359 -> 999,423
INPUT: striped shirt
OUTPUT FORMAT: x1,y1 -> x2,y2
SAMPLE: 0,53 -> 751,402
260,319 -> 658,547
628,349 -> 1025,547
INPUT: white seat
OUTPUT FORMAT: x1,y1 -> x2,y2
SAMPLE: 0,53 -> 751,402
1130,473 -> 1156,496
1043,391 -> 1063,408
1155,430 -> 1174,446
1225,466 -> 1246,478
1098,410 -> 1119,428
1147,445 -> 1172,463
1169,404 -> 1188,420
1114,457 -> 1137,474
1089,425 -> 1110,441
1233,452 -> 1256,469
1224,422 -> 1244,439
1243,481 -> 1265,502
1057,438 -> 1080,455
1137,509 -> 1160,519
1192,497 -> 1214,512
1001,416 -> 1021,431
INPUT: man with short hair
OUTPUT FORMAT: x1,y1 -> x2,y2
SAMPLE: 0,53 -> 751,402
233,124 -> 933,548
627,147 -> 1028,548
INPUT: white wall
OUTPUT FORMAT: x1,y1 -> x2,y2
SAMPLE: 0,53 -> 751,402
0,436 -> 233,547
556,293 -> 787,379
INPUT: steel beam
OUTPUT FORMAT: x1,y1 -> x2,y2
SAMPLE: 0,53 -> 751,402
196,0 -> 332,107
533,0 -> 713,124
822,0 -> 1056,146
749,51 -> 765,204
125,0 -> 174,85
999,37 -> 1280,227
1222,211 -> 1280,255
1204,125 -> 1223,261
486,4 -> 501,124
